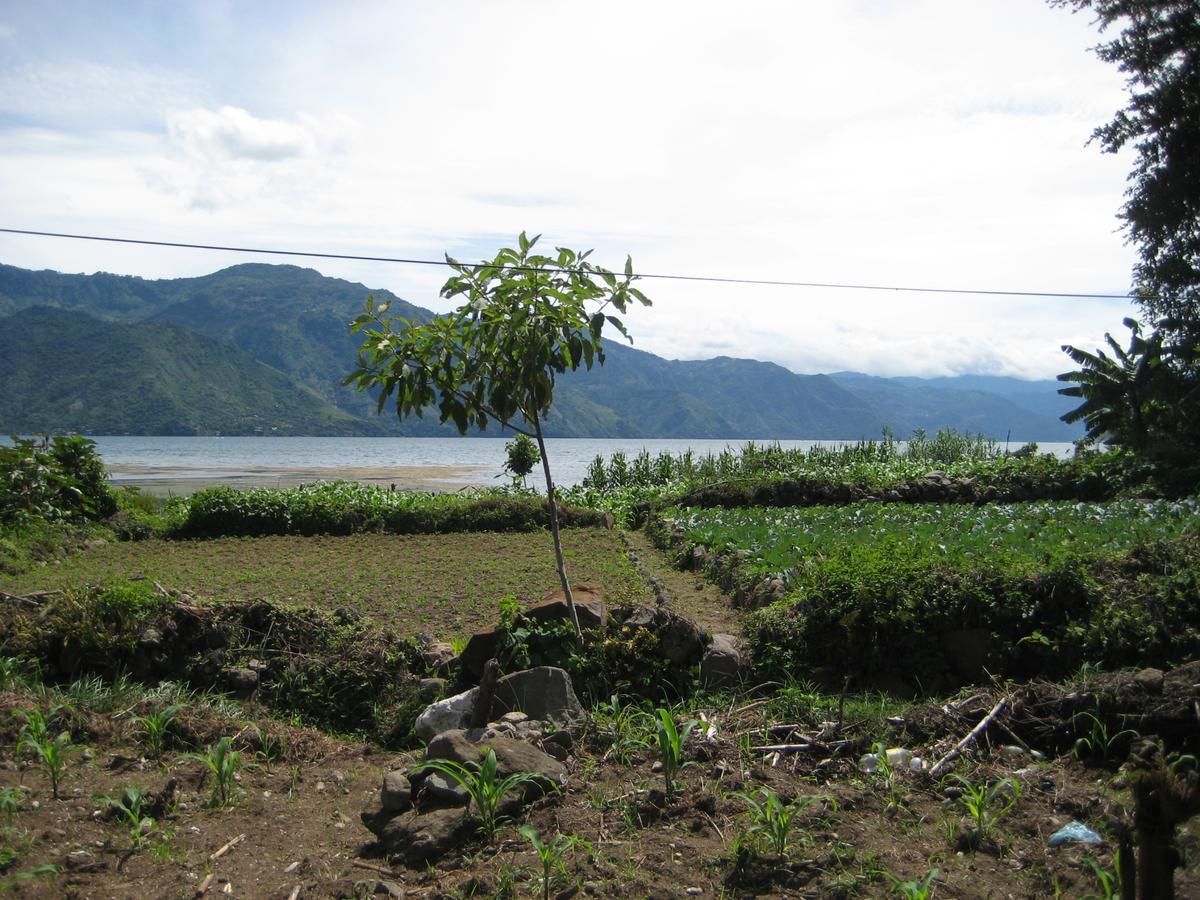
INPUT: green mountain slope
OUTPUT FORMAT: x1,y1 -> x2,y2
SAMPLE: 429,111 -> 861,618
0,307 -> 385,436
0,262 -> 1082,439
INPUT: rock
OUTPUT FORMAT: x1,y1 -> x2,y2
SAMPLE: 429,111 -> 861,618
371,807 -> 473,864
417,677 -> 447,701
1134,667 -> 1164,693
414,688 -> 479,742
221,666 -> 259,696
64,849 -> 103,872
700,633 -> 747,687
421,642 -> 457,670
423,729 -> 565,799
522,585 -> 607,630
489,666 -> 585,728
657,610 -> 708,665
381,771 -> 412,813
422,772 -> 470,805
459,628 -> 501,680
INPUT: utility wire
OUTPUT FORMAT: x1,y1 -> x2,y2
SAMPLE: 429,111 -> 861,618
0,226 -> 1143,301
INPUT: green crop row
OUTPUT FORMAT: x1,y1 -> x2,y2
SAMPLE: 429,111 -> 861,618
173,481 -> 604,538
660,499 -> 1200,687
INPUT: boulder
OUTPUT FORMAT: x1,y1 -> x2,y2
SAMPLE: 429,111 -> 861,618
221,666 -> 259,697
368,807 -> 473,864
657,610 -> 709,665
459,628 -> 501,680
414,687 -> 479,742
700,634 -> 748,687
422,771 -> 470,805
489,666 -> 585,728
423,729 -> 565,799
380,771 -> 412,813
522,586 -> 607,630
421,642 -> 458,670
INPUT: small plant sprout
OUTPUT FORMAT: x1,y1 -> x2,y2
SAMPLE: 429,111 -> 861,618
519,825 -> 592,900
653,707 -> 698,799
252,724 -> 284,769
185,736 -> 243,808
92,786 -> 155,849
591,696 -> 651,766
15,708 -> 78,800
950,774 -> 1020,844
1073,712 -> 1138,766
732,787 -> 836,858
413,748 -> 555,839
886,867 -> 940,898
0,786 -> 23,827
1081,851 -> 1125,900
130,704 -> 181,758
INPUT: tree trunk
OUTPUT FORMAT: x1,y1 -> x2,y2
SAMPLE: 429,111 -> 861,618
532,415 -> 582,641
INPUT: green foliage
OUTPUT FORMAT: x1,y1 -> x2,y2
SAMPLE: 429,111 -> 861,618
502,433 -> 541,488
413,748 -> 556,839
678,499 -> 1200,683
0,434 -> 115,525
174,481 -> 605,538
589,696 -> 653,765
92,786 -> 156,849
130,704 -> 182,758
15,709 -> 78,800
185,736 -> 243,808
653,708 -> 698,799
1082,851 -> 1125,900
519,825 -> 592,900
0,862 -> 60,892
885,867 -> 940,899
0,788 -> 22,829
1073,712 -> 1139,766
950,775 -> 1020,844
732,787 -> 834,858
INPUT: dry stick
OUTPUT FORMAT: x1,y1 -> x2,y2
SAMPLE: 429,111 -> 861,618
208,833 -> 246,863
927,697 -> 1009,780
287,887 -> 301,900
351,860 -> 399,877
470,659 -> 500,729
195,873 -> 214,896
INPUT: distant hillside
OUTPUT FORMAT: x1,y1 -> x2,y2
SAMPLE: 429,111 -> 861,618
0,307 -> 384,436
0,262 -> 1082,439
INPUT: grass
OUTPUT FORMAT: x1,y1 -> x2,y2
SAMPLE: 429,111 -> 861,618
0,528 -> 653,637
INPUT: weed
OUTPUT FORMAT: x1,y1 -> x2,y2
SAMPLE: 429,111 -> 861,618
0,657 -> 37,692
185,736 -> 243,808
413,748 -> 555,839
519,825 -> 592,900
950,774 -> 1020,844
57,670 -> 142,714
252,724 -> 284,769
732,787 -> 834,858
653,707 -> 698,799
0,862 -> 60,892
129,704 -> 181,758
92,786 -> 156,849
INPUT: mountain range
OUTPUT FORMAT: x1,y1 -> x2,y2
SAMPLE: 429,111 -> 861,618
0,262 -> 1083,440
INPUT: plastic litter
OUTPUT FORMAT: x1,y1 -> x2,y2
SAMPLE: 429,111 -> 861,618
1048,821 -> 1103,847
858,753 -> 881,774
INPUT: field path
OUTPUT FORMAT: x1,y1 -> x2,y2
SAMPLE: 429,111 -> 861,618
621,528 -> 743,635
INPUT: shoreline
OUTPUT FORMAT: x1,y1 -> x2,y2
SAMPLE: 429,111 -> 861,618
106,463 -> 490,496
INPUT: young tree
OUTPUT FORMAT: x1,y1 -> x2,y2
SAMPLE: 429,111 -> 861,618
344,232 -> 650,637
502,433 -> 540,489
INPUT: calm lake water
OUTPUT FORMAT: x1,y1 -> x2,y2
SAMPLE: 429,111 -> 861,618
86,435 -> 1078,492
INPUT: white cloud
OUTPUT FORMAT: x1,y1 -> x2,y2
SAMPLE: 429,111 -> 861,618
0,0 -> 1143,380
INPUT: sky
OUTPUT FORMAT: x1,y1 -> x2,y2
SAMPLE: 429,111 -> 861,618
0,0 -> 1142,379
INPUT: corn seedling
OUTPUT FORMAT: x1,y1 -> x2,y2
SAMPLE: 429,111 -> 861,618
15,709 -> 78,800
519,825 -> 592,900
0,862 -> 60,892
886,867 -> 939,898
130,704 -> 181,758
1073,712 -> 1138,766
1081,852 -> 1124,900
591,696 -> 651,765
950,775 -> 1019,842
252,725 -> 284,769
0,787 -> 22,828
732,787 -> 835,858
185,736 -> 242,808
653,707 -> 698,799
92,786 -> 156,849
413,748 -> 555,839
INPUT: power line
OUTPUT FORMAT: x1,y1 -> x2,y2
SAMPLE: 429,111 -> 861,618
0,226 -> 1143,301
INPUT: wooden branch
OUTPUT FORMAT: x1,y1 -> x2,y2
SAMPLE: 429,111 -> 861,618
351,860 -> 399,877
928,697 -> 1009,780
208,833 -> 246,863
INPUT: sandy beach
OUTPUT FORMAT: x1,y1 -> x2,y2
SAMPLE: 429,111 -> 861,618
106,463 -> 490,496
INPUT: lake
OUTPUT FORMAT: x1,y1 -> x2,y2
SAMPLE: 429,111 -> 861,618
84,435 -> 1079,496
